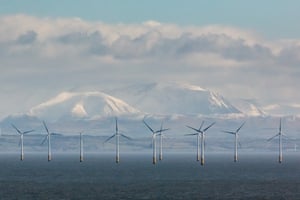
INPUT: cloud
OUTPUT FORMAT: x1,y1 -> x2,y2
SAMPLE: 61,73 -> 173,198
0,14 -> 300,118
16,30 -> 37,44
0,14 -> 277,64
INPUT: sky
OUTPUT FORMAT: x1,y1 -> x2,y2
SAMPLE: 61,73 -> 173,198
1,0 -> 300,118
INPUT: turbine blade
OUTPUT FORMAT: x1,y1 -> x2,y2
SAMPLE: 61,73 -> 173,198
143,120 -> 155,133
41,135 -> 48,145
160,128 -> 170,132
186,125 -> 200,133
155,128 -> 170,134
11,124 -> 22,134
43,121 -> 50,134
282,134 -> 290,139
267,134 -> 279,141
51,132 -> 62,136
203,122 -> 216,132
236,122 -> 246,133
23,130 -> 34,134
184,133 -> 198,136
115,117 -> 118,134
199,121 -> 205,131
239,142 -> 242,148
222,131 -> 235,135
121,134 -> 131,140
104,134 -> 115,143
18,138 -> 21,147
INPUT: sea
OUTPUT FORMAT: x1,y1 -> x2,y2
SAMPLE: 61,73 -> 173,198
0,152 -> 300,200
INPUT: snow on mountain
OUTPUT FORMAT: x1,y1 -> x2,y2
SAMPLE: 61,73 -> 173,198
109,82 -> 242,116
28,91 -> 142,122
232,99 -> 266,117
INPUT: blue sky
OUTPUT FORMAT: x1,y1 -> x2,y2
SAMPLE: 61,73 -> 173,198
0,1 -> 300,117
1,0 -> 300,38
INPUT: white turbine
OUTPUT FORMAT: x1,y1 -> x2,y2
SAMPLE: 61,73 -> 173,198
11,124 -> 34,161
268,118 -> 286,163
186,121 -> 215,165
104,117 -> 131,163
222,122 -> 245,162
80,132 -> 83,162
157,121 -> 170,161
41,121 -> 60,162
143,118 -> 169,165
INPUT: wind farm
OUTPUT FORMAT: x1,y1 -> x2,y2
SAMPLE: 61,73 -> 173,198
0,87 -> 299,200
1,0 -> 300,198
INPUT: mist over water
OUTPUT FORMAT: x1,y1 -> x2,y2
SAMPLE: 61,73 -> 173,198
0,153 -> 300,199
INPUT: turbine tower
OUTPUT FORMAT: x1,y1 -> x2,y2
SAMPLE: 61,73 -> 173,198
143,118 -> 169,165
222,122 -> 245,162
11,124 -> 34,161
41,121 -> 60,162
268,118 -> 286,163
157,121 -> 169,161
104,117 -> 131,163
186,121 -> 215,165
80,132 -> 83,162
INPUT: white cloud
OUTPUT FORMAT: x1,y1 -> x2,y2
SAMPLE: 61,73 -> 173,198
0,14 -> 300,118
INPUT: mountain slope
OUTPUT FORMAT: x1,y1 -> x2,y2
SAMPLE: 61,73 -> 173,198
109,82 -> 241,116
28,91 -> 141,121
233,99 -> 266,117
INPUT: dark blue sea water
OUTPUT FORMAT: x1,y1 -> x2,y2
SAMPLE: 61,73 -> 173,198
0,152 -> 300,199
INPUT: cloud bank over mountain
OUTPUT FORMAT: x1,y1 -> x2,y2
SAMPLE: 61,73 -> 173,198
0,15 -> 299,118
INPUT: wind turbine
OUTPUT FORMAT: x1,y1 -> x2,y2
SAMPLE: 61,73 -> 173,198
143,118 -> 169,165
186,121 -> 215,165
11,124 -> 34,161
222,122 -> 245,162
157,121 -> 170,161
41,121 -> 60,162
267,118 -> 286,163
104,118 -> 131,163
80,132 -> 83,162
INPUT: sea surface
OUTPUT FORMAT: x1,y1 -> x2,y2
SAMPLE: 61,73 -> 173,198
0,152 -> 300,199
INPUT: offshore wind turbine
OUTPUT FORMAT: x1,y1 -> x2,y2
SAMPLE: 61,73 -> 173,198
186,121 -> 215,165
41,121 -> 60,162
157,121 -> 170,161
104,118 -> 131,163
143,118 -> 169,165
11,124 -> 34,161
267,118 -> 286,163
222,122 -> 245,162
80,132 -> 83,162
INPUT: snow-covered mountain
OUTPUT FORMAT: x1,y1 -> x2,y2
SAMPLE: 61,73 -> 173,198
233,99 -> 266,117
1,83 -> 300,152
28,91 -> 142,122
109,82 -> 242,116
